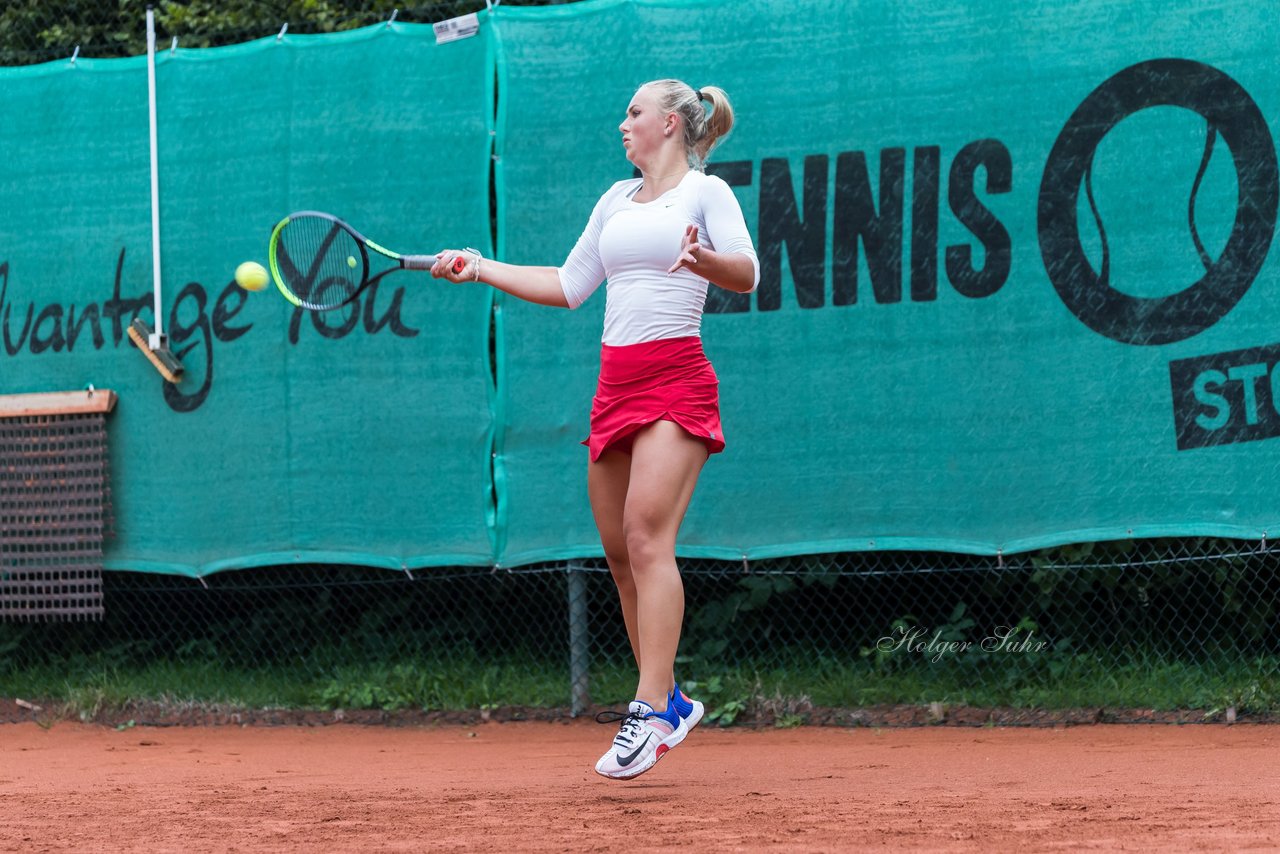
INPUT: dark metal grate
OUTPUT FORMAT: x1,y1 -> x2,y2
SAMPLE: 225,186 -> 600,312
0,412 -> 109,621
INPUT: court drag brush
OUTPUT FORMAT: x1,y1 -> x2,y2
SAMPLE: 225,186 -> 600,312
127,317 -> 183,384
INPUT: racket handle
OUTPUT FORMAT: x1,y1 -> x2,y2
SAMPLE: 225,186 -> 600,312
403,254 -> 468,274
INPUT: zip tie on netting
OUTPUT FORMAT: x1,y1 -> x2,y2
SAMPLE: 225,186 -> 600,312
69,45 -> 80,65
385,9 -> 399,27
277,22 -> 288,42
170,36 -> 178,57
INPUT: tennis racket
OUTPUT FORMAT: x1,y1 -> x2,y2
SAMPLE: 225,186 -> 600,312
267,210 -> 466,311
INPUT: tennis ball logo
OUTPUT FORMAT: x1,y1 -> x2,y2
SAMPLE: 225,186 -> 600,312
235,261 -> 269,292
1038,59 -> 1278,345
1075,107 -> 1235,299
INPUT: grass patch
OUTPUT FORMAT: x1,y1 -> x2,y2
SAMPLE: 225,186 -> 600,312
4,650 -> 574,714
5,646 -> 1278,722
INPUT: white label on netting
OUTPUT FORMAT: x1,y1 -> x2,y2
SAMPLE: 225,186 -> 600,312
434,13 -> 479,44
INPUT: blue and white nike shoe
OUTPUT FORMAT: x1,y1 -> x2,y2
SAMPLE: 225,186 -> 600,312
594,700 -> 683,780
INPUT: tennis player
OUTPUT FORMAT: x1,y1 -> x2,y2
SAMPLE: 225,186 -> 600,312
432,79 -> 759,779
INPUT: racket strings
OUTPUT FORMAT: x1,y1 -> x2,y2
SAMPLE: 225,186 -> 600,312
275,216 -> 365,310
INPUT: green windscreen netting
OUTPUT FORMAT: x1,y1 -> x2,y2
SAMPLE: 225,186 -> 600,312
493,0 -> 1280,562
0,24 -> 494,575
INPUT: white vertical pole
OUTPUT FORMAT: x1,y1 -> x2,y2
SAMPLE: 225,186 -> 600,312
146,6 -> 164,348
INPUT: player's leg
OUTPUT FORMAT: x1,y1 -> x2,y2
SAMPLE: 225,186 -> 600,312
587,448 -> 641,671
588,444 -> 681,695
623,420 -> 707,710
593,420 -> 708,779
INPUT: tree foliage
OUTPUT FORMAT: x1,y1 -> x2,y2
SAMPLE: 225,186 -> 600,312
0,1 -> 541,66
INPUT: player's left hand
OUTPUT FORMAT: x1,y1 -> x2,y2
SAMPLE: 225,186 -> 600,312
668,224 -> 702,274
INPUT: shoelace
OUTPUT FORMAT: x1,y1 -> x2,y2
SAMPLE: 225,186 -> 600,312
595,709 -> 645,746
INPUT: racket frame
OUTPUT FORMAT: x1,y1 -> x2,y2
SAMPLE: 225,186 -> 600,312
267,210 -> 461,311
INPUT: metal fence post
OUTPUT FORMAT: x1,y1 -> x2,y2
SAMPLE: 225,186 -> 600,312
567,562 -> 591,716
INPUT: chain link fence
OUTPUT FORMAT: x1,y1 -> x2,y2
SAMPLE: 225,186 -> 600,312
3,543 -> 1279,725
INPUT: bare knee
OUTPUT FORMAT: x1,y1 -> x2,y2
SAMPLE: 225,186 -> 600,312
623,516 -> 672,571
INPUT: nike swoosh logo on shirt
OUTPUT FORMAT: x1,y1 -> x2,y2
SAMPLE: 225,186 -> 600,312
616,734 -> 653,766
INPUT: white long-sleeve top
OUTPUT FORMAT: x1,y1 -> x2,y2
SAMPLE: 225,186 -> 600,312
558,170 -> 760,346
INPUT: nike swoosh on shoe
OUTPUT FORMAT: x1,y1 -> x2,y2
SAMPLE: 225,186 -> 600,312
616,733 -> 653,767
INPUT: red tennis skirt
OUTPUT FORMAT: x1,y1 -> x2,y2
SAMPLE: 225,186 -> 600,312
583,336 -> 725,462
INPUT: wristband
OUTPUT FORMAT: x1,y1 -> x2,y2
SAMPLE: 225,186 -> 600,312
464,247 -> 482,282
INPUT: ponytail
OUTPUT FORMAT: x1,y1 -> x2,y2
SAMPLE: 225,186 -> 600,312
691,85 -> 734,169
641,79 -> 737,170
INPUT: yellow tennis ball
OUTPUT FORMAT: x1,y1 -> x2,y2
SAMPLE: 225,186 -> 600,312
235,261 -> 268,292
347,255 -> 357,268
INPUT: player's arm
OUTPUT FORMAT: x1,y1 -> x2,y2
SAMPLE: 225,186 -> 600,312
433,185 -> 617,310
431,254 -> 570,308
668,227 -> 757,293
669,175 -> 760,294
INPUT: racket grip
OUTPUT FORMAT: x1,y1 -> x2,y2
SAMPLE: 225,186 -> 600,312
404,254 -> 468,274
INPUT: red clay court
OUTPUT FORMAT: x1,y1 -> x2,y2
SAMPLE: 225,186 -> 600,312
4,720 -> 1277,851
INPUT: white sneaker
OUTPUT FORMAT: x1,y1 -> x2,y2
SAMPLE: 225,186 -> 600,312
594,700 -> 684,780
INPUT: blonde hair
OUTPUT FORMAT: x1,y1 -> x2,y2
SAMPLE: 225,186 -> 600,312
641,79 -> 735,171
